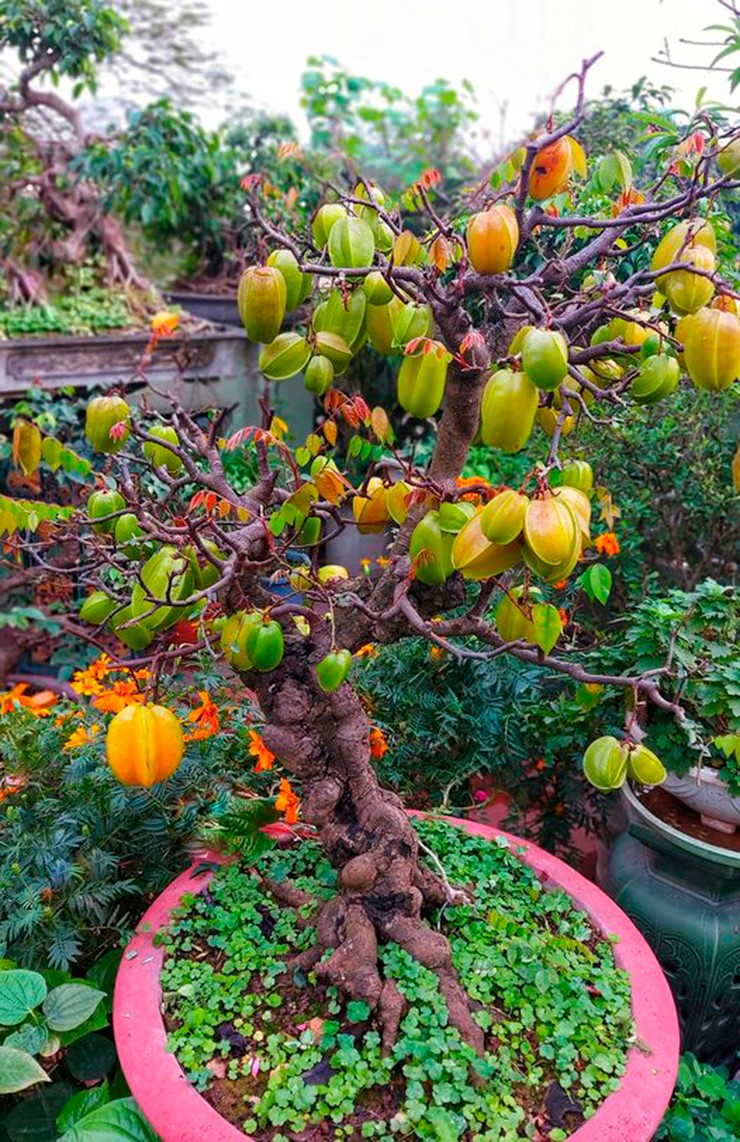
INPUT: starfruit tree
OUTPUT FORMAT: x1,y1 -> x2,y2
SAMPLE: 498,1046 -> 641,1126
6,55 -> 740,1053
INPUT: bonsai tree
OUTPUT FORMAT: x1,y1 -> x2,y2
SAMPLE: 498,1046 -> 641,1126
5,53 -> 739,1057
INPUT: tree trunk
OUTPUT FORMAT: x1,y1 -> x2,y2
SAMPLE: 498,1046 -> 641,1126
245,627 -> 485,1055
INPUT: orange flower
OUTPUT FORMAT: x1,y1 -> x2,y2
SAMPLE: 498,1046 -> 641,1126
0,683 -> 56,716
150,311 -> 179,337
354,643 -> 377,659
369,726 -> 389,760
248,729 -> 275,773
275,777 -> 300,825
376,555 -> 391,568
558,608 -> 569,627
360,558 -> 372,574
71,654 -> 112,697
553,579 -> 568,590
63,723 -> 101,751
430,645 -> 445,661
92,680 -> 146,714
185,690 -> 220,742
595,532 -> 621,557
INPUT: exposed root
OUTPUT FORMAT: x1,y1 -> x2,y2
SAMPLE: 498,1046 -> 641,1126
378,979 -> 406,1055
261,878 -> 315,911
381,914 -> 485,1056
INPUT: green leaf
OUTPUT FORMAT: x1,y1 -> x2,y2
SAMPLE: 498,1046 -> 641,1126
295,446 -> 311,467
346,1000 -> 370,1022
65,1033 -> 117,1081
4,1082 -> 75,1140
57,1096 -> 158,1141
3,1023 -> 48,1055
0,970 -> 47,1026
0,1046 -> 50,1094
531,604 -> 563,655
42,984 -> 105,1033
57,1084 -> 111,1133
582,564 -> 612,606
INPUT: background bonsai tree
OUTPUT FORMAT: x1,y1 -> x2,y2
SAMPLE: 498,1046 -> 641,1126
6,53 -> 739,1055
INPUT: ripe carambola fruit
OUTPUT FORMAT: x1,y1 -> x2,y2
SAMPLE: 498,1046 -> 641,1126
626,743 -> 667,786
480,489 -> 528,545
304,355 -> 334,395
537,407 -> 574,438
495,585 -> 542,643
467,205 -> 519,274
451,510 -> 521,580
555,486 -> 591,540
717,138 -> 740,177
220,611 -> 261,670
651,220 -> 716,283
245,619 -> 284,672
480,369 -> 538,452
79,590 -> 117,625
85,395 -> 130,454
662,244 -> 715,315
560,459 -> 593,494
363,271 -> 394,306
630,354 -> 680,405
409,511 -> 454,586
397,341 -> 451,418
523,495 -> 578,566
315,649 -> 352,693
392,302 -> 434,348
312,203 -> 347,248
528,136 -> 584,199
583,736 -> 628,792
106,704 -> 184,788
266,249 -> 312,311
131,545 -> 194,630
259,333 -> 312,380
238,266 -> 287,344
353,477 -> 390,534
683,307 -> 740,392
143,425 -> 182,475
386,479 -> 412,525
523,539 -> 580,584
521,329 -> 569,391
87,488 -> 126,535
328,216 -> 376,269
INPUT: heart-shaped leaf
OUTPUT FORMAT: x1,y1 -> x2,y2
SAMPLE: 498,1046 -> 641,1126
0,1046 -> 50,1094
0,970 -> 47,1026
43,984 -> 105,1033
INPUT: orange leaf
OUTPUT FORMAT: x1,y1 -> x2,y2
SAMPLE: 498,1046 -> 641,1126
323,421 -> 338,446
370,407 -> 390,442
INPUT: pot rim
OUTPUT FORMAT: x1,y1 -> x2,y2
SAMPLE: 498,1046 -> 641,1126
113,815 -> 679,1142
623,780 -> 740,868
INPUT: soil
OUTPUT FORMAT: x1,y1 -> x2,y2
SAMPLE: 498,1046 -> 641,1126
638,785 -> 740,854
162,879 -> 589,1142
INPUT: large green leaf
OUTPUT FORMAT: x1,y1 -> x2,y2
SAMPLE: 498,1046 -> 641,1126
56,1084 -> 110,1133
4,1082 -> 75,1140
2,1023 -> 48,1055
0,1046 -> 50,1094
42,985 -> 105,1033
57,1097 -> 158,1142
0,971 -> 47,1026
531,603 -> 563,655
65,1033 -> 117,1081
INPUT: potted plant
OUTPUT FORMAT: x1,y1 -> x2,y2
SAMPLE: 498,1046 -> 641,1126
114,817 -> 679,1141
618,581 -> 739,833
5,41 -> 738,1139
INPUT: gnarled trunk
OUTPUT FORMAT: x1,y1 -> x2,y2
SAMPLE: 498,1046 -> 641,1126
246,636 -> 484,1055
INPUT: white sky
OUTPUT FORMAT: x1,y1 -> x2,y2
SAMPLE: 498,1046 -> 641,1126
202,0 -> 735,147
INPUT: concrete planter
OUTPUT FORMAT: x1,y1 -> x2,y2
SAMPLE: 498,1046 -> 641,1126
0,329 -> 314,442
163,291 -> 240,327
662,766 -> 740,834
114,816 -> 679,1142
